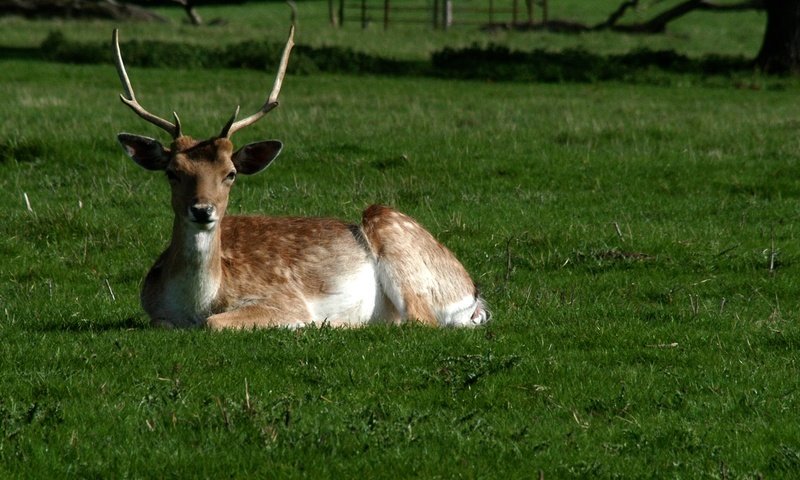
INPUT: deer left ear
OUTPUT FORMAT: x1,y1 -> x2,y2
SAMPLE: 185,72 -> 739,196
232,140 -> 283,175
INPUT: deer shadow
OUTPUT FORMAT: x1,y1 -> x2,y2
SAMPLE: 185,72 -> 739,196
30,316 -> 149,334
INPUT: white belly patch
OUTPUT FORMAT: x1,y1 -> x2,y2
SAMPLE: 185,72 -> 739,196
305,262 -> 386,326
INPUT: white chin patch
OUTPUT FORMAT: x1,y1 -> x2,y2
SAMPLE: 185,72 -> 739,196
195,222 -> 216,231
186,218 -> 217,231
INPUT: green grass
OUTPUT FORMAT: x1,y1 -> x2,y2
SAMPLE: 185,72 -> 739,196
2,2 -> 800,478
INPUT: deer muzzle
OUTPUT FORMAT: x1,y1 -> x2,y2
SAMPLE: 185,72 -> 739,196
188,203 -> 217,227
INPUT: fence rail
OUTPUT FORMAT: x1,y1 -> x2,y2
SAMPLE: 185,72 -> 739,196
330,0 -> 548,30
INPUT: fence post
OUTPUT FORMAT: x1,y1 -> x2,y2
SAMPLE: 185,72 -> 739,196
526,0 -> 532,24
329,0 -> 338,26
433,0 -> 439,28
384,0 -> 390,30
541,0 -> 548,23
361,0 -> 367,28
512,0 -> 518,25
339,0 -> 345,25
444,0 -> 452,29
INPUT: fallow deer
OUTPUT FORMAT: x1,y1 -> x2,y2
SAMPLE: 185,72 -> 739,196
113,27 -> 490,329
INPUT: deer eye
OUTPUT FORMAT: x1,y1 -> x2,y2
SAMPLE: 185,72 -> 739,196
165,170 -> 179,183
225,171 -> 236,182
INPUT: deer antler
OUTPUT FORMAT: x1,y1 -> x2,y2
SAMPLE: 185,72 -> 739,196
112,29 -> 182,139
220,25 -> 295,139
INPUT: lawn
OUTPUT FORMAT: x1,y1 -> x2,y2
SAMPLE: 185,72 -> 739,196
1,1 -> 799,478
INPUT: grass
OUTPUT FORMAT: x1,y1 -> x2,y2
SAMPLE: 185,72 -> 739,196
2,2 -> 800,478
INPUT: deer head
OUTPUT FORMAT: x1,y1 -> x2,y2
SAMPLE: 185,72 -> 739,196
113,27 -> 294,230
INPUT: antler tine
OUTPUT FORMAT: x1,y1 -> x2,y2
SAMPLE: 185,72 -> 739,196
112,29 -> 181,139
219,105 -> 241,139
224,25 -> 295,139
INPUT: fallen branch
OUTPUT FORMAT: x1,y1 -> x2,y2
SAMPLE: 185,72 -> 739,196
492,0 -> 765,34
595,0 -> 766,33
595,0 -> 640,30
0,0 -> 169,21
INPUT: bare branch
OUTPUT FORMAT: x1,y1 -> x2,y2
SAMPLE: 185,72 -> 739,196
594,0 -> 640,30
594,0 -> 765,33
0,0 -> 169,22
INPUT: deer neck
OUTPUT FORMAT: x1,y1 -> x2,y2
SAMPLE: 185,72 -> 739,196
164,217 -> 224,318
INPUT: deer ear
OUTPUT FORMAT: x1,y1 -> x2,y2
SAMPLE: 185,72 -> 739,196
232,140 -> 283,175
117,133 -> 170,171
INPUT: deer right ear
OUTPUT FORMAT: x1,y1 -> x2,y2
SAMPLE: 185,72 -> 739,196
117,133 -> 170,171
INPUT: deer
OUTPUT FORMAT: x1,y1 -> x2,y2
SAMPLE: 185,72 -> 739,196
112,27 -> 490,330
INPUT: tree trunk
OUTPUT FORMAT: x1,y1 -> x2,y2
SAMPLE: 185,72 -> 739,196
171,0 -> 203,25
755,0 -> 800,73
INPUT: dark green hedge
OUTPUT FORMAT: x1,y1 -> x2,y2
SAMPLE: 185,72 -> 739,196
41,31 -> 421,75
39,31 -> 756,83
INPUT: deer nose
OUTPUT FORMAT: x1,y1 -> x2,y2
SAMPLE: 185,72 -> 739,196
189,204 -> 215,224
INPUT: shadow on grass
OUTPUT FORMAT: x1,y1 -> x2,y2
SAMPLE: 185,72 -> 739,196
0,137 -> 47,163
31,316 -> 149,333
5,30 -> 766,85
430,45 -> 756,83
0,45 -> 40,60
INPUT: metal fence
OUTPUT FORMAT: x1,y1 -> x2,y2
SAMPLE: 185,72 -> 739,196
328,0 -> 549,29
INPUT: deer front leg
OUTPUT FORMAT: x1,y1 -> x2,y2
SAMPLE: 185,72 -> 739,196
205,302 -> 312,330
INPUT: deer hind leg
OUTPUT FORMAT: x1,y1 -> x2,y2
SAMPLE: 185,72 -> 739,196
360,205 -> 491,328
206,293 -> 313,330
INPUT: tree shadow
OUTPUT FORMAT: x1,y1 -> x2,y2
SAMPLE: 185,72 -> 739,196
431,45 -> 758,83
